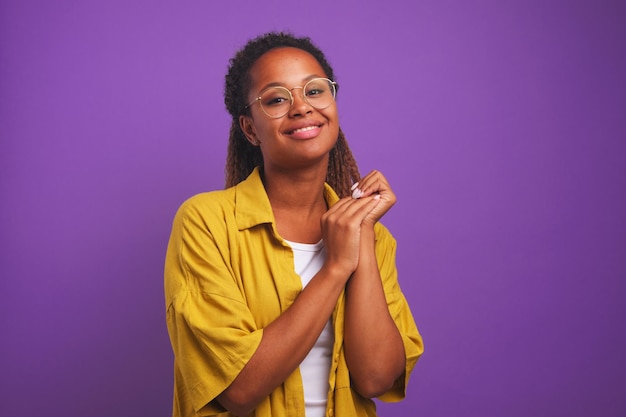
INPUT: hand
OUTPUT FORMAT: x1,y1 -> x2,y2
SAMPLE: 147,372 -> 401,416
350,170 -> 396,227
320,194 -> 382,277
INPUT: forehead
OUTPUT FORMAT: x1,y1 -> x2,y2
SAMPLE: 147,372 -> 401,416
248,47 -> 327,88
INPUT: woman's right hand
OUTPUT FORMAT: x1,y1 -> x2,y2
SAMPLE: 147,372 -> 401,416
320,194 -> 381,278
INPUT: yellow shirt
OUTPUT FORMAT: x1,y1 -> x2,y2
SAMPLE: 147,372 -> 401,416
164,167 -> 423,417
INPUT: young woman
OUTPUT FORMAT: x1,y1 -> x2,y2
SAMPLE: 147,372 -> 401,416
165,32 -> 423,417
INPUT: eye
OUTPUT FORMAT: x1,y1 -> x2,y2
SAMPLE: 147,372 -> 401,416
261,88 -> 291,107
306,87 -> 325,97
305,80 -> 330,98
264,96 -> 288,106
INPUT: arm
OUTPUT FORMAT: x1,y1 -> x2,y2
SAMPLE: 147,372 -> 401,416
216,264 -> 346,416
343,171 -> 406,398
344,226 -> 406,398
217,195 -> 382,416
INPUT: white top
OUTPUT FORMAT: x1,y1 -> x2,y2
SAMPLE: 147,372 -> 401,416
284,239 -> 333,417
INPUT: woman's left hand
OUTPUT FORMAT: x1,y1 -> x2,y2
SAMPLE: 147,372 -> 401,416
350,170 -> 396,227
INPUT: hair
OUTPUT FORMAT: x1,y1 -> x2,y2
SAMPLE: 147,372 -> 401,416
223,32 -> 360,198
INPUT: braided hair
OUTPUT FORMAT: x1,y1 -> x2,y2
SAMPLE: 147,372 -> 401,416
223,32 -> 360,197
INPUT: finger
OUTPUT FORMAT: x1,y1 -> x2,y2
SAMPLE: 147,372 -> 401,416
355,178 -> 388,200
324,196 -> 379,228
352,170 -> 391,198
334,195 -> 382,222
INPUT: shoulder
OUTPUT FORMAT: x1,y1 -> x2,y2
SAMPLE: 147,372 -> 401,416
177,187 -> 235,217
177,188 -> 236,218
170,188 -> 238,238
170,167 -> 273,235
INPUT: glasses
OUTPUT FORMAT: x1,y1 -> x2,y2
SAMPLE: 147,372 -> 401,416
244,77 -> 337,119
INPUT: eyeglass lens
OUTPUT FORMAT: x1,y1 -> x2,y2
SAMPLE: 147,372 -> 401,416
258,78 -> 335,118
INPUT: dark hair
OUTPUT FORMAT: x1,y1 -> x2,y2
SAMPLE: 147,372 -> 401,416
224,32 -> 360,197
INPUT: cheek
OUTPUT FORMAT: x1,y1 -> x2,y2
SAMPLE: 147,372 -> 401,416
321,104 -> 339,124
253,118 -> 280,138
328,120 -> 339,139
324,106 -> 340,134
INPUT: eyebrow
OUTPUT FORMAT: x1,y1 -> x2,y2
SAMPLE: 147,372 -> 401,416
257,74 -> 325,92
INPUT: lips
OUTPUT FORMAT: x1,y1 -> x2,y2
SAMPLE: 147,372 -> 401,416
291,125 -> 318,134
285,121 -> 323,140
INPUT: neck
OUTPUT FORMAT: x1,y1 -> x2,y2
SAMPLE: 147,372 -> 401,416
260,158 -> 331,243
262,164 -> 328,211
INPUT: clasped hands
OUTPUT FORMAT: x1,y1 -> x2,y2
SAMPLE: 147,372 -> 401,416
321,170 -> 396,276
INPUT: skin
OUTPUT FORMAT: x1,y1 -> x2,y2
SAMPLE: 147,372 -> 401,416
216,47 -> 405,416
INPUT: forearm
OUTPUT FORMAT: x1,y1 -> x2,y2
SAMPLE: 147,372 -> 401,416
344,227 -> 405,398
216,264 -> 349,416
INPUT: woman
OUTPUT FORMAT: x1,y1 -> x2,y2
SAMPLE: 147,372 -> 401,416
165,32 -> 423,417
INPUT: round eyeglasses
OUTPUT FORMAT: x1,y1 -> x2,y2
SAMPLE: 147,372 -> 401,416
244,77 -> 337,119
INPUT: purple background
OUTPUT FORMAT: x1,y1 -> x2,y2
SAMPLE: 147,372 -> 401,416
1,1 -> 625,416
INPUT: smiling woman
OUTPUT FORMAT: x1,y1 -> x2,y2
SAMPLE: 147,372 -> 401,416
238,47 -> 340,177
164,32 -> 423,417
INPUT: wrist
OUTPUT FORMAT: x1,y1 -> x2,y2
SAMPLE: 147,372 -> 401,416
320,260 -> 355,284
360,223 -> 376,238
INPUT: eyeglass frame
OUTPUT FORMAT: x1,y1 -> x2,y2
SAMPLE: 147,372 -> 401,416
243,77 -> 338,119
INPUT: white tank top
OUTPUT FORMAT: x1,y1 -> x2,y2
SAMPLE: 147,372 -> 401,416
284,239 -> 333,417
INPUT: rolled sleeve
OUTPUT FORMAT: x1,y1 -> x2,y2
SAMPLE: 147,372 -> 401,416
165,197 -> 263,415
168,292 -> 263,413
374,223 -> 424,402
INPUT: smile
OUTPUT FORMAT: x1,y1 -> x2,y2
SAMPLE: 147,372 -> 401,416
285,123 -> 323,140
290,125 -> 319,134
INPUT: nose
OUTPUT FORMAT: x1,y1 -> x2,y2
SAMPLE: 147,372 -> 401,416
288,86 -> 312,117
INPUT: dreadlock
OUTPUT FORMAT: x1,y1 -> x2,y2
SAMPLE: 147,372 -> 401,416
223,32 -> 360,197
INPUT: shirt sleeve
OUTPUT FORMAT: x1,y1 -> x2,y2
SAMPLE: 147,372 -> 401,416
164,196 -> 263,415
373,223 -> 424,402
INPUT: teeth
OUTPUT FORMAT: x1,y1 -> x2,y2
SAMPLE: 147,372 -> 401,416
292,126 -> 317,134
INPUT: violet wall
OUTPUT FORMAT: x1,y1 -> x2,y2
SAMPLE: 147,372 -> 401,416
1,1 -> 625,416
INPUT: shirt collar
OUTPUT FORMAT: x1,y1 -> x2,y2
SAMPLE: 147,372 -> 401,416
235,166 -> 340,231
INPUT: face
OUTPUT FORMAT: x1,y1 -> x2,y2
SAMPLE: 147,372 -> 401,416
239,47 -> 339,172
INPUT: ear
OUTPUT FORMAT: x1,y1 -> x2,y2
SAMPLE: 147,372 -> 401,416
239,115 -> 260,146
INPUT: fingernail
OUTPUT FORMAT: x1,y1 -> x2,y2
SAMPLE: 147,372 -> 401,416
374,194 -> 381,200
352,188 -> 363,199
351,182 -> 359,191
